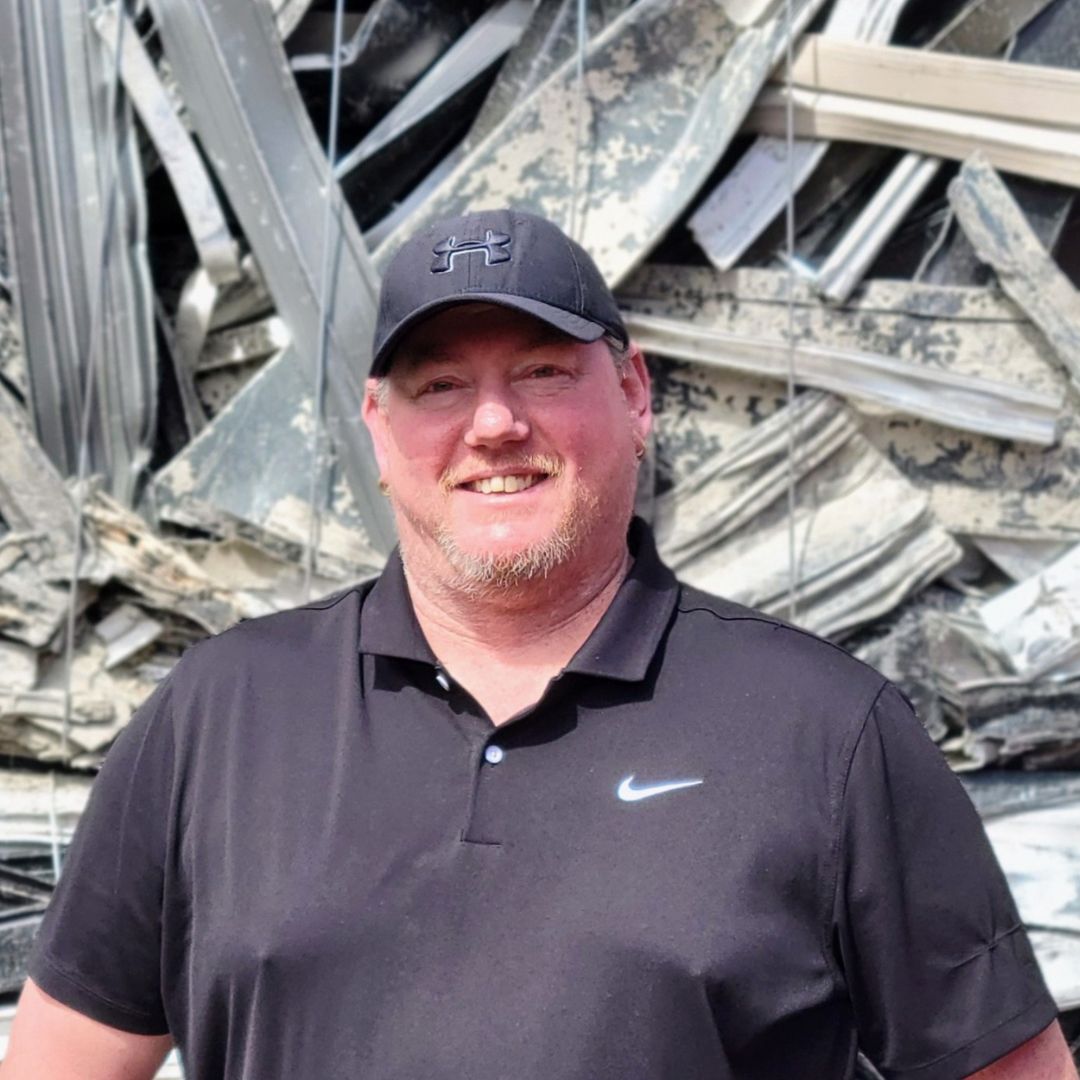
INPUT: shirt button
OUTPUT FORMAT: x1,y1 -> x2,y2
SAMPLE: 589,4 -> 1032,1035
484,744 -> 505,765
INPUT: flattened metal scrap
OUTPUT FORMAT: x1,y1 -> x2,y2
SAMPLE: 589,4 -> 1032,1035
621,264 -> 1065,388
861,408 -> 1080,541
949,153 -> 1080,389
0,378 -> 73,545
625,310 -> 1059,444
0,641 -> 37,695
984,799 -> 1080,990
77,490 -> 258,636
90,4 -> 240,285
963,771 -> 1080,818
662,398 -> 960,639
93,603 -> 165,670
197,316 -> 290,373
154,346 -> 384,582
0,0 -> 158,504
334,0 -> 533,180
147,0 -> 394,551
974,535 -> 1072,581
978,542 -> 1080,681
463,0 -> 633,150
273,0 -> 316,41
628,265 -> 1080,541
376,0 -> 828,284
619,266 -> 1064,444
688,0 -> 910,272
0,533 -> 71,648
655,390 -> 859,568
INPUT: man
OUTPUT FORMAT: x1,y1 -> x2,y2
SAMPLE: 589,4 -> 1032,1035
3,209 -> 1075,1079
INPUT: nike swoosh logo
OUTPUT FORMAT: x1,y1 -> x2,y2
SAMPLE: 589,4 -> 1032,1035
616,775 -> 704,802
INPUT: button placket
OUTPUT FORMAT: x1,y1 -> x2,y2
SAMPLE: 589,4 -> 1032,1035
462,737 -> 510,846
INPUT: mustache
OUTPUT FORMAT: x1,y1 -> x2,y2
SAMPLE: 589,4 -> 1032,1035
439,454 -> 564,494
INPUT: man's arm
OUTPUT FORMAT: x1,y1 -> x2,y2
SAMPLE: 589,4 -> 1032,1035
0,978 -> 172,1080
969,1021 -> 1077,1080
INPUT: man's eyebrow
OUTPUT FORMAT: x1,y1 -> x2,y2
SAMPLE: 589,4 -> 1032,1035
391,341 -> 457,371
522,325 -> 574,350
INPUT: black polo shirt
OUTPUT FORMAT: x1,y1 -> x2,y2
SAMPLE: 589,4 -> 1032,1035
31,522 -> 1055,1079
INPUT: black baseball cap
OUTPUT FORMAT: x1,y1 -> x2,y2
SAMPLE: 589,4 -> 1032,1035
371,208 -> 628,376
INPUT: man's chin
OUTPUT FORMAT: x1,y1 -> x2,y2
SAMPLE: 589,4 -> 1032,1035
435,528 -> 580,593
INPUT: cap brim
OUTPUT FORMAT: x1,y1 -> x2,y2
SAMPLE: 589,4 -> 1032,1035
371,293 -> 609,376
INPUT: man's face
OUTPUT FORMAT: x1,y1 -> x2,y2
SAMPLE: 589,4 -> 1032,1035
363,304 -> 651,592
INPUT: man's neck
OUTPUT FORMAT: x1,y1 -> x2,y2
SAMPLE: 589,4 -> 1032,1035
402,540 -> 631,723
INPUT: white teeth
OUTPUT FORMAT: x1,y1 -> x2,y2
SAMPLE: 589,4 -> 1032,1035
466,474 -> 542,494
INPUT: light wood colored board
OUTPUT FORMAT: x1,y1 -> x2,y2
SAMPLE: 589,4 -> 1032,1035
746,86 -> 1080,187
786,35 -> 1080,130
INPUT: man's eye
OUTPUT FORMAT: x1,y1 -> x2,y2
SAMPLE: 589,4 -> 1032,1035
420,379 -> 458,395
526,365 -> 560,379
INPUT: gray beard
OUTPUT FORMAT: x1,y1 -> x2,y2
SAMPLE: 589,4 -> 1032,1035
430,492 -> 600,599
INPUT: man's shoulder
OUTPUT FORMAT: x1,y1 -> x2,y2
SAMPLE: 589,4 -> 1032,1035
177,579 -> 375,683
668,580 -> 888,709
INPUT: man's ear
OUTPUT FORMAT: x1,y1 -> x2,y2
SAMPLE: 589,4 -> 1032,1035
621,343 -> 652,445
362,378 -> 391,478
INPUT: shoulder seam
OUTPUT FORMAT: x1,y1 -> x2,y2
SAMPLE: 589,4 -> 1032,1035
677,601 -> 882,676
290,579 -> 375,613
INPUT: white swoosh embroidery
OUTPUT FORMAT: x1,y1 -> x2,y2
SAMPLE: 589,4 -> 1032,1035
616,775 -> 704,802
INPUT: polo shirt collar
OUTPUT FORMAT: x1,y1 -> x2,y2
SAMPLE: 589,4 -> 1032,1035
357,518 -> 678,684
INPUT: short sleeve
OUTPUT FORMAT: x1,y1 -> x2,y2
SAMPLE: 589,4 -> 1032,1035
833,683 -> 1057,1080
29,672 -> 177,1034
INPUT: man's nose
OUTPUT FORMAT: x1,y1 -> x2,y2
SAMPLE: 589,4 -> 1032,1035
464,390 -> 530,449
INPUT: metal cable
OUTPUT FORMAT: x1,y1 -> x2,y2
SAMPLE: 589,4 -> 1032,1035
303,0 -> 348,600
783,0 -> 799,624
568,0 -> 588,243
60,0 -> 128,765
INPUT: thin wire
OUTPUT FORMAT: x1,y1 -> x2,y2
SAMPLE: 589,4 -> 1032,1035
568,0 -> 587,243
911,208 -> 954,284
61,0 -> 127,763
48,771 -> 63,882
782,0 -> 799,624
303,0 -> 347,600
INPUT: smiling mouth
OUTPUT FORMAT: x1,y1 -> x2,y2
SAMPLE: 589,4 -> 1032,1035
459,473 -> 547,495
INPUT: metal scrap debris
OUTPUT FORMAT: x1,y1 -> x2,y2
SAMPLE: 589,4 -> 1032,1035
950,152 -> 1080,389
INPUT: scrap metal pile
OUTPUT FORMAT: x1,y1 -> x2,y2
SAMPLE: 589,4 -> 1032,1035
1,0 -> 1079,1054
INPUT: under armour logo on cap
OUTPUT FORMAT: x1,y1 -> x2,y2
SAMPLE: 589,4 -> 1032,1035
431,229 -> 512,274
